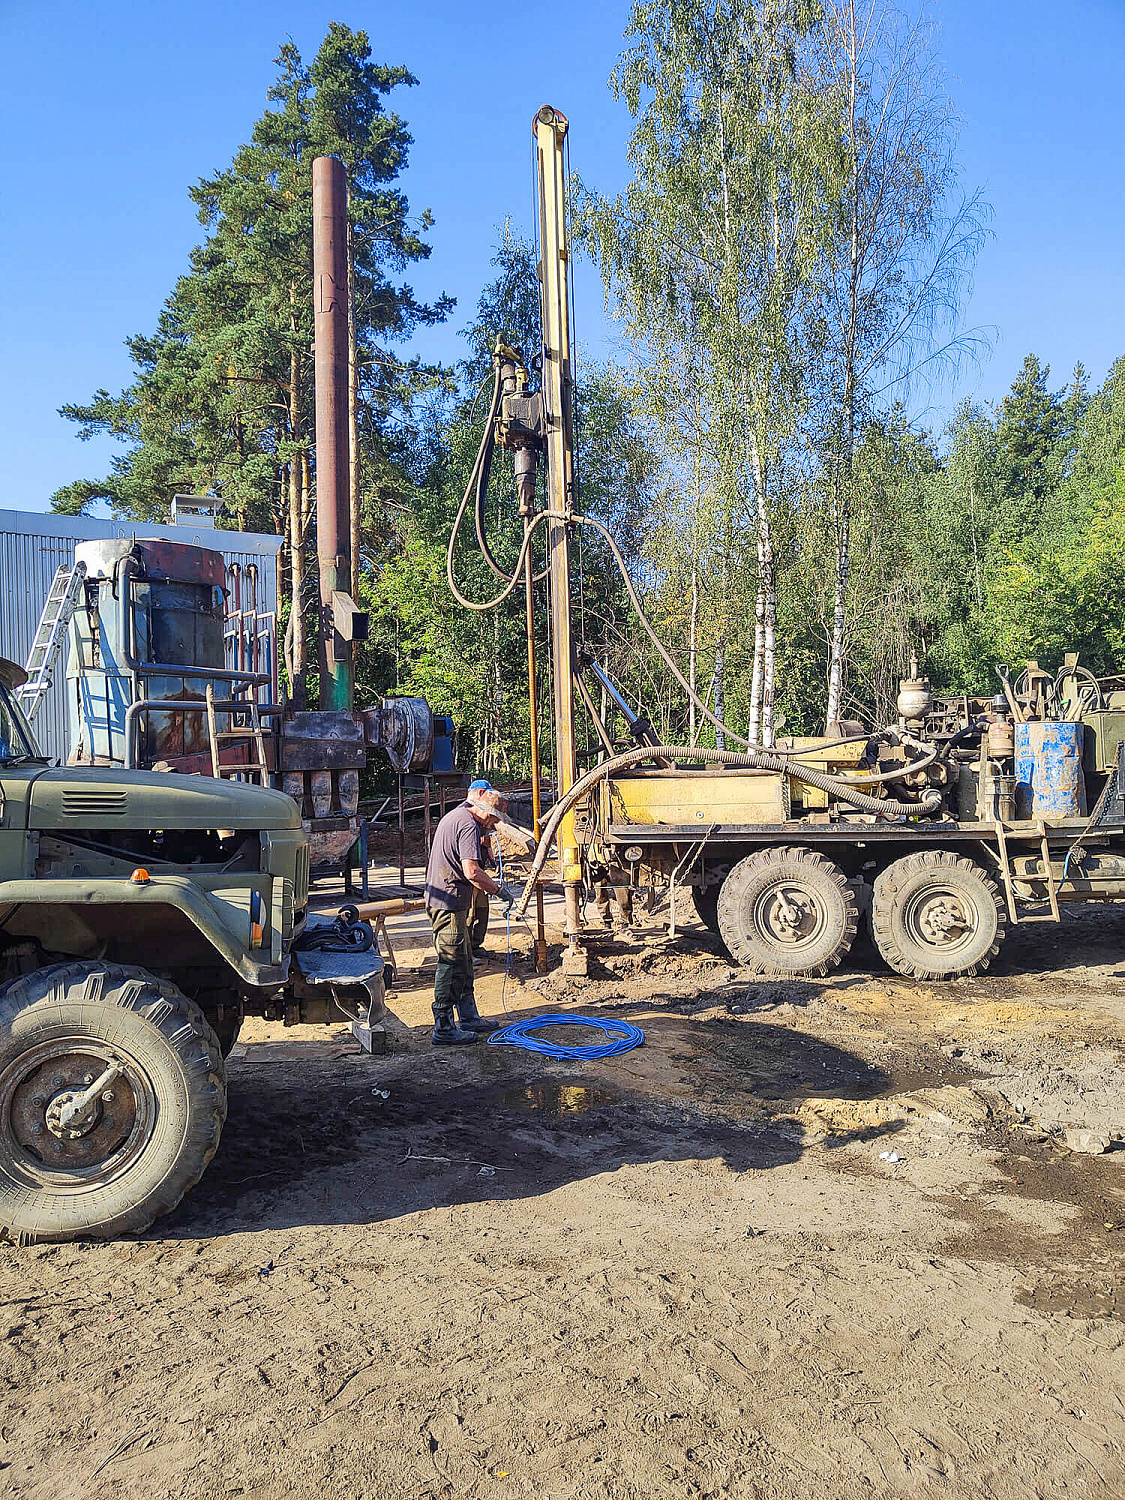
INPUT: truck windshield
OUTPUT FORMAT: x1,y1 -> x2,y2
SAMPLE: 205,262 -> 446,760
0,681 -> 43,763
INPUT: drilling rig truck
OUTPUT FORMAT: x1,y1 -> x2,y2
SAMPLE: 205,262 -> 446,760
451,106 -> 1125,990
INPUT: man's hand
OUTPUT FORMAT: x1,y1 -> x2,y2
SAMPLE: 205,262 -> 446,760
495,882 -> 516,912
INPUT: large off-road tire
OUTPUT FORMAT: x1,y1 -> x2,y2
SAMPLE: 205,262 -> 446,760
717,846 -> 857,976
691,886 -> 721,934
0,963 -> 226,1244
871,851 -> 1007,980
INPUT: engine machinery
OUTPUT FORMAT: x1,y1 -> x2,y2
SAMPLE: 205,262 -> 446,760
59,535 -> 443,868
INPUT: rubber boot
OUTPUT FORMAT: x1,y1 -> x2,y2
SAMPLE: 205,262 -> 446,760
455,993 -> 497,1034
431,1003 -> 478,1045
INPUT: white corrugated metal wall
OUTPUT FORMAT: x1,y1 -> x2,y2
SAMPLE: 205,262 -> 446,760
0,510 -> 282,763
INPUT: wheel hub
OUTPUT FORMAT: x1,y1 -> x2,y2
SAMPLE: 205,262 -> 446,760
759,884 -> 821,945
5,1046 -> 141,1173
917,895 -> 969,944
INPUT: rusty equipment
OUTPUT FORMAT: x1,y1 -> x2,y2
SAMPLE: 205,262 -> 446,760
313,155 -> 363,713
349,894 -> 427,986
280,157 -> 435,867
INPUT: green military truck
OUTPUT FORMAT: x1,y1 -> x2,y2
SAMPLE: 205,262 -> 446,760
0,658 -> 384,1244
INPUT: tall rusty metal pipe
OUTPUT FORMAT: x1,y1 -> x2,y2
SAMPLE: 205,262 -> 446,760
312,155 -> 353,711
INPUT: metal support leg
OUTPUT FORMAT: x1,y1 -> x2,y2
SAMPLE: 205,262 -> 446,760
360,818 -> 370,901
561,885 -> 587,976
398,775 -> 406,888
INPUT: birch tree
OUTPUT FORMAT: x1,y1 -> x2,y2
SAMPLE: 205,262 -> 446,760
813,0 -> 988,724
580,0 -> 834,744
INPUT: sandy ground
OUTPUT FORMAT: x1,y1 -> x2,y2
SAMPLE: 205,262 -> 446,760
2,865 -> 1125,1499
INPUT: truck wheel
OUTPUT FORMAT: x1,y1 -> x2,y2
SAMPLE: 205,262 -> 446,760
0,963 -> 226,1244
692,886 -> 721,934
871,851 -> 1006,979
717,847 -> 857,976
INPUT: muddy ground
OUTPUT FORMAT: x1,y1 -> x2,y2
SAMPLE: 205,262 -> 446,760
2,874 -> 1125,1499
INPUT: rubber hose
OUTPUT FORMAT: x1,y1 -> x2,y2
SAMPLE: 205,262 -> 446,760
473,418 -> 507,580
448,510 -> 555,612
446,365 -> 503,601
516,744 -> 943,917
449,356 -> 550,601
443,369 -> 553,611
445,365 -> 754,757
487,1014 -> 644,1059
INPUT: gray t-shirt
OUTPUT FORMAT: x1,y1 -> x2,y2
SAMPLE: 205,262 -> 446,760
425,802 -> 484,912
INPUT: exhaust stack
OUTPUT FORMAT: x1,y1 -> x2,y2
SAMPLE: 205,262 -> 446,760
312,155 -> 359,710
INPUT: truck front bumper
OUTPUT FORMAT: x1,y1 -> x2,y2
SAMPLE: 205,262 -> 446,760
291,911 -> 387,1052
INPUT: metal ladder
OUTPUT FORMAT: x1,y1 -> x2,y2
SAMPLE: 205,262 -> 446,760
205,684 -> 269,784
18,562 -> 88,724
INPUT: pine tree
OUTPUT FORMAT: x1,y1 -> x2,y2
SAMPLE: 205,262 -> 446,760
994,353 -> 1066,503
52,26 -> 450,705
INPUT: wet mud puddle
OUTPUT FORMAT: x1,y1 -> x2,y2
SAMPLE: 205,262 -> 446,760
503,1080 -> 620,1117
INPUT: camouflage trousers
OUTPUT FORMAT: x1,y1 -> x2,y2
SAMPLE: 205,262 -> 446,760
428,906 -> 474,1014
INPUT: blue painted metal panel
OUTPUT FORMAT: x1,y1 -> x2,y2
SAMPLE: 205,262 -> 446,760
0,510 -> 280,764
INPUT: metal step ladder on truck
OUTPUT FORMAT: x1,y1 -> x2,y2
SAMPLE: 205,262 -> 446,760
451,107 -> 1125,983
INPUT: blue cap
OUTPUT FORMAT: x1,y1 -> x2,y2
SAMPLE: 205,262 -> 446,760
469,778 -> 491,791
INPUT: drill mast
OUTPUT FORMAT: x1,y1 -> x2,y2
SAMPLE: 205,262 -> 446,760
533,106 -> 585,967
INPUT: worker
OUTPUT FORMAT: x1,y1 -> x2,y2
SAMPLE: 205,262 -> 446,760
424,780 -> 515,1044
468,778 -> 494,960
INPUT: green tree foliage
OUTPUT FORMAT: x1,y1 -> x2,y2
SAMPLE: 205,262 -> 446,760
985,357 -> 1125,672
810,0 -> 989,724
46,18 -> 1125,769
371,233 -> 661,776
579,0 -> 839,744
51,26 -> 450,704
55,26 -> 446,523
824,356 -> 1125,707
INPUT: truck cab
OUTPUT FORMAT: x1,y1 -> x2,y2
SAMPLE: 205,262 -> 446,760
0,656 -> 383,1244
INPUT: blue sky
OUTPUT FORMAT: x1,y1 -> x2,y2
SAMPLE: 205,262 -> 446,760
1,0 -> 1123,512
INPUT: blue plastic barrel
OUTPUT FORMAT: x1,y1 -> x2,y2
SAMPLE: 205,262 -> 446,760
1014,721 -> 1087,822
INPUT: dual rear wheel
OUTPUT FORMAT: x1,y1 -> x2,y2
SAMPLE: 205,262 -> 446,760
712,845 -> 1005,981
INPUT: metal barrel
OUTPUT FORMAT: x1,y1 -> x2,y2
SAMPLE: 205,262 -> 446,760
1014,721 -> 1087,822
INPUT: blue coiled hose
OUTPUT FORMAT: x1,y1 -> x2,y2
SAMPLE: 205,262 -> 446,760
492,842 -> 644,1059
487,1014 -> 645,1060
